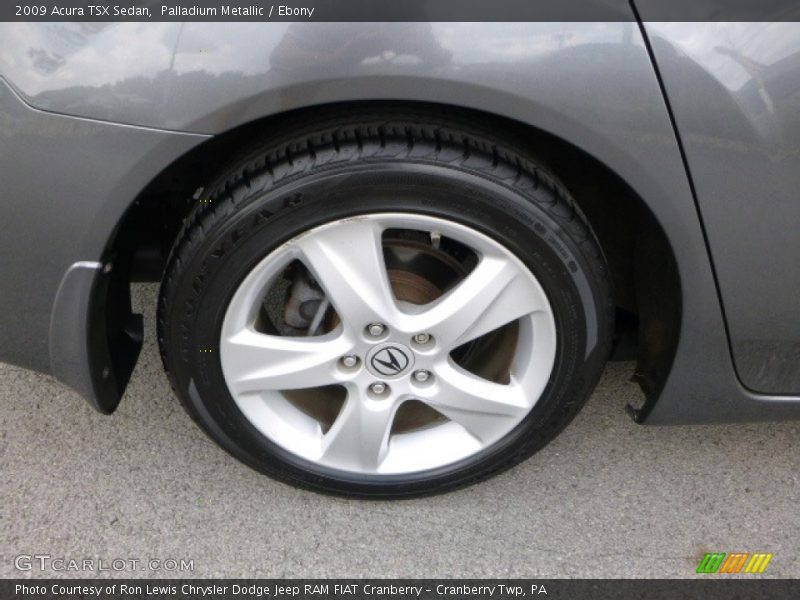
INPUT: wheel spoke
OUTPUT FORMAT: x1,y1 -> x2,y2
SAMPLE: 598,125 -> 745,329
425,360 -> 530,442
223,328 -> 351,394
320,389 -> 397,471
409,255 -> 546,348
295,218 -> 398,330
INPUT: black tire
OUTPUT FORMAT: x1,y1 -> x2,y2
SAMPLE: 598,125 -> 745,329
158,106 -> 613,498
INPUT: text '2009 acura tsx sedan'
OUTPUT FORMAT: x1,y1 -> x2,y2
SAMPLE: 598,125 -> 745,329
1,3 -> 800,497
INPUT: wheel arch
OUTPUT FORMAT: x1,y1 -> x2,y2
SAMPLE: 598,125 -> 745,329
97,100 -> 681,415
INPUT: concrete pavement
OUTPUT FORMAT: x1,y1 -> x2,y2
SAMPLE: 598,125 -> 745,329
1,284 -> 798,578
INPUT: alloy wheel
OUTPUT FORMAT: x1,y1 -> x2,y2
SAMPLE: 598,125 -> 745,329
219,213 -> 557,475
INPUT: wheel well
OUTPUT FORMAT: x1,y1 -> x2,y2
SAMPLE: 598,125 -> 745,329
108,100 -> 680,404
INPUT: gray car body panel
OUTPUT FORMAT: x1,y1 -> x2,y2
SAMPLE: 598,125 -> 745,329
0,78 -> 207,374
0,15 -> 799,423
641,21 -> 800,395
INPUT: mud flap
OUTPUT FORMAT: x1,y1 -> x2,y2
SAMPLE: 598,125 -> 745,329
49,260 -> 143,413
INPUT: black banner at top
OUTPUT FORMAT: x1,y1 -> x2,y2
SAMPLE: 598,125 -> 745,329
3,0 -> 800,22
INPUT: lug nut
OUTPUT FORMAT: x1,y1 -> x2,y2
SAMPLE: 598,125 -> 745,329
367,323 -> 386,337
369,382 -> 388,395
340,355 -> 359,368
413,370 -> 432,383
413,333 -> 431,345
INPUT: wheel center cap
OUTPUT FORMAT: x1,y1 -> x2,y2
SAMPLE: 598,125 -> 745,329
366,343 -> 414,379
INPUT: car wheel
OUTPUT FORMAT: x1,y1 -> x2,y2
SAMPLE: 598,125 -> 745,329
158,109 -> 613,497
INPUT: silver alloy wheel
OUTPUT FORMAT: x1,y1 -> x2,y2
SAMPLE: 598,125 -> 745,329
219,213 -> 557,475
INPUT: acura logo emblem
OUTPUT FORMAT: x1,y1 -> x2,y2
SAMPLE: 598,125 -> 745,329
369,346 -> 411,377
